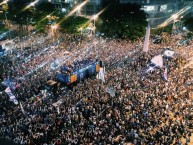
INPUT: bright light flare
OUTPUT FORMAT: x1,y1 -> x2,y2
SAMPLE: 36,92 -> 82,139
0,0 -> 9,5
39,11 -> 55,22
158,3 -> 193,28
58,0 -> 89,25
77,5 -> 110,32
78,27 -> 83,31
51,24 -> 58,30
67,1 -> 87,17
172,14 -> 178,20
89,6 -> 109,23
22,0 -> 39,11
93,15 -> 98,20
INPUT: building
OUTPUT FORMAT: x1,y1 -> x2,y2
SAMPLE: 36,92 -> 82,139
49,0 -> 193,28
49,0 -> 74,10
49,0 -> 101,15
119,0 -> 186,28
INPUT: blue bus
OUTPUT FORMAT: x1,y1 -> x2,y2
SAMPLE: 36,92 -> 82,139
56,60 -> 103,85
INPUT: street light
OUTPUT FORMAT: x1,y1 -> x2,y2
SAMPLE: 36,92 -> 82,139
96,32 -> 104,60
76,6 -> 81,16
0,0 -> 9,6
172,14 -> 178,20
180,16 -> 183,30
172,14 -> 178,33
51,24 -> 58,42
93,15 -> 98,35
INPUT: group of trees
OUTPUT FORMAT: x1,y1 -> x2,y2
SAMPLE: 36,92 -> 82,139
0,0 -> 90,33
60,16 -> 89,34
0,1 -> 57,31
1,0 -> 193,40
96,2 -> 148,40
184,17 -> 193,32
0,0 -> 148,40
151,24 -> 173,35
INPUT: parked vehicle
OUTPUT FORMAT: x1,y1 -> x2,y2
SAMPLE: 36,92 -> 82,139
56,60 -> 103,85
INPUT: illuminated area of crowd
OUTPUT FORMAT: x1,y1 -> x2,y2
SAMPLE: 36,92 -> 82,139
0,30 -> 193,145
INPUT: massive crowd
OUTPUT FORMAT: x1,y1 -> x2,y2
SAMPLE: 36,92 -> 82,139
0,30 -> 193,145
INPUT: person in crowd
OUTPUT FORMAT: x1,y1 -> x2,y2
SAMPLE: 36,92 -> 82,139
0,30 -> 193,145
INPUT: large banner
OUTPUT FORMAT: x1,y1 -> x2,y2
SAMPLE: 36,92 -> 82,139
5,87 -> 18,105
88,64 -> 96,76
151,54 -> 163,68
1,78 -> 16,90
77,70 -> 87,82
96,67 -> 105,82
106,86 -> 115,97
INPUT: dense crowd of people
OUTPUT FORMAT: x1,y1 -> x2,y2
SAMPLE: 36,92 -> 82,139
0,30 -> 193,145
61,57 -> 97,73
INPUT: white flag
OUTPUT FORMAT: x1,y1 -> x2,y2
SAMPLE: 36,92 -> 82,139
57,107 -> 60,114
145,66 -> 155,73
5,87 -> 18,105
20,102 -> 26,115
143,24 -> 150,52
106,86 -> 115,97
96,73 -> 99,79
151,54 -> 163,68
164,50 -> 174,57
98,68 -> 105,82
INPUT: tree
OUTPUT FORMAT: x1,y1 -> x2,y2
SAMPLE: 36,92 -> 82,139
184,16 -> 193,32
101,0 -> 118,8
97,3 -> 147,40
36,2 -> 55,14
6,1 -> 33,26
60,16 -> 89,34
0,1 -> 58,33
151,24 -> 173,35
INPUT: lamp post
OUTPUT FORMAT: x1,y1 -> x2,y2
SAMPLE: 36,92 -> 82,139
51,24 -> 58,42
76,7 -> 81,16
29,2 -> 36,12
180,16 -> 183,30
172,14 -> 178,34
96,32 -> 104,61
93,15 -> 98,35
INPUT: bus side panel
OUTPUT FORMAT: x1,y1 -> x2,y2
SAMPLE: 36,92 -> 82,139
56,73 -> 71,84
77,70 -> 86,82
70,74 -> 77,83
65,75 -> 71,85
56,73 -> 66,83
88,64 -> 96,76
